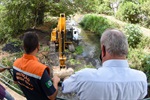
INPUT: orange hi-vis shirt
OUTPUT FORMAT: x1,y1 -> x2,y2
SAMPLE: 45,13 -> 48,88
13,54 -> 56,100
13,54 -> 50,78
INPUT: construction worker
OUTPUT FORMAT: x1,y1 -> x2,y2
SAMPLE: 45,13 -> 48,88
0,68 -> 14,100
62,29 -> 147,100
13,32 -> 60,100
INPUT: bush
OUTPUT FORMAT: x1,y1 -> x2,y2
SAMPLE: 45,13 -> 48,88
127,48 -> 145,70
116,2 -> 141,23
124,24 -> 143,48
74,45 -> 83,55
0,1 -> 33,43
137,37 -> 150,49
141,55 -> 150,82
140,0 -> 150,28
73,0 -> 101,13
80,14 -> 114,37
97,3 -> 113,15
49,1 -> 76,16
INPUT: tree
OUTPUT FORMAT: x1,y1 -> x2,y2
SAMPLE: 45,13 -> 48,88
73,0 -> 101,13
116,1 -> 141,23
0,0 -> 50,42
0,0 -> 110,43
48,0 -> 76,16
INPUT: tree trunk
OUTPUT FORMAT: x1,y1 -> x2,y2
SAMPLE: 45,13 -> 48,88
36,3 -> 45,25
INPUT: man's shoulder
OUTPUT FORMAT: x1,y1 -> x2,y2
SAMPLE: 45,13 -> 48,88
13,58 -> 22,65
27,61 -> 48,77
14,58 -> 48,78
77,68 -> 97,74
32,61 -> 47,68
130,68 -> 147,80
75,68 -> 98,79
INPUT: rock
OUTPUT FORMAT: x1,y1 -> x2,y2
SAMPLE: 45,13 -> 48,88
53,66 -> 74,79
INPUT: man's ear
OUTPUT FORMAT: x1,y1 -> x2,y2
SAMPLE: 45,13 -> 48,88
102,45 -> 106,57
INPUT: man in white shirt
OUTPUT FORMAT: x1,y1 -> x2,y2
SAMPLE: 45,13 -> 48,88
62,29 -> 147,100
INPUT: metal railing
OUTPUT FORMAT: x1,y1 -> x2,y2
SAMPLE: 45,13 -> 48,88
0,64 -> 23,95
0,63 -> 150,100
0,64 -> 67,100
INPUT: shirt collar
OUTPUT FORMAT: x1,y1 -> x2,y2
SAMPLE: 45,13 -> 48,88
102,59 -> 129,68
23,54 -> 38,61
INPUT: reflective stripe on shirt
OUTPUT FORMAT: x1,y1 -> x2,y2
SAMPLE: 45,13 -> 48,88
13,66 -> 41,79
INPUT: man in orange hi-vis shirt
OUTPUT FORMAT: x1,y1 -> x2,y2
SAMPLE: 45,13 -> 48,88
13,32 -> 60,100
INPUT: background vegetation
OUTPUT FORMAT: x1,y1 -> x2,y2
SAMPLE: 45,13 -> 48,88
0,0 -> 150,96
80,14 -> 150,82
80,14 -> 115,37
0,0 -> 150,42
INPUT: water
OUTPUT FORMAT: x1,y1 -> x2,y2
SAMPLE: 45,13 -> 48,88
77,28 -> 102,68
56,18 -> 102,99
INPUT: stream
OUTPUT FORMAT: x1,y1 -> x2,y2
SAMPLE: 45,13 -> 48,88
56,18 -> 102,99
73,14 -> 101,68
80,28 -> 101,68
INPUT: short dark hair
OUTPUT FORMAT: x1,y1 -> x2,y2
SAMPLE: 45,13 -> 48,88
23,32 -> 39,54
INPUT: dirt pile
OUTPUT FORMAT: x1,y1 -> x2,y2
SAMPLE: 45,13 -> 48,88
2,42 -> 23,53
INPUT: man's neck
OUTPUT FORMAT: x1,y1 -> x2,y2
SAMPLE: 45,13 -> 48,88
108,56 -> 126,60
102,53 -> 126,63
27,49 -> 37,56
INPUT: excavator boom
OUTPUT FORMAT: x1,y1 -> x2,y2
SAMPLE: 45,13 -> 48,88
50,13 -> 67,68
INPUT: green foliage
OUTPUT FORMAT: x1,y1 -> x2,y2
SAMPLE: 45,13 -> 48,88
68,59 -> 81,65
141,0 -> 150,15
41,46 -> 50,52
74,45 -> 83,55
0,0 -> 77,43
14,51 -> 24,58
124,24 -> 143,48
140,0 -> 150,28
1,57 -> 13,67
80,14 -> 114,37
121,0 -> 144,4
0,0 -> 46,42
97,3 -> 113,15
48,0 -> 76,16
73,0 -> 101,13
127,34 -> 150,81
73,0 -> 113,14
1,50 -> 23,67
116,2 -> 141,23
141,54 -> 150,82
137,37 -> 150,49
8,38 -> 22,47
127,48 -> 145,70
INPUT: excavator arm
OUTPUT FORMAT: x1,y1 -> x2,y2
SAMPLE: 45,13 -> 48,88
50,13 -> 79,79
50,13 -> 67,68
57,14 -> 66,68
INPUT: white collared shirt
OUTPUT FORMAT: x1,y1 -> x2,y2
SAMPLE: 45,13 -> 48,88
62,60 -> 147,100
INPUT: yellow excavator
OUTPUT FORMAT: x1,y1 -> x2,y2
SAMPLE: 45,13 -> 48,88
50,13 -> 76,69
